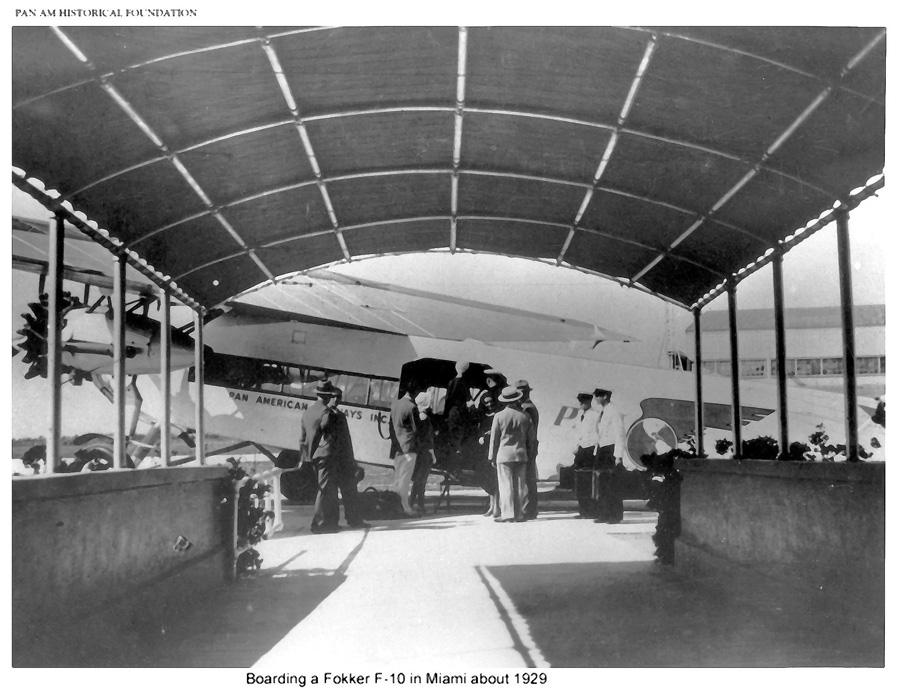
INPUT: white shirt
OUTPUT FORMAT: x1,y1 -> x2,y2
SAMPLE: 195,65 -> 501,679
594,400 -> 626,462
573,408 -> 600,450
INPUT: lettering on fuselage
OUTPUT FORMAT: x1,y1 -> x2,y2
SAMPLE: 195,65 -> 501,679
226,390 -> 378,421
554,405 -> 580,426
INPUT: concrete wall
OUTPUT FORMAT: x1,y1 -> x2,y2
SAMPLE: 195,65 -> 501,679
675,459 -> 885,577
12,466 -> 231,666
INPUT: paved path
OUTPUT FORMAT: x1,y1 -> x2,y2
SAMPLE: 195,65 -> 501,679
147,492 -> 882,669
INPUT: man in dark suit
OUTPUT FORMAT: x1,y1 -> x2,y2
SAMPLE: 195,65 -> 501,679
300,379 -> 342,533
330,388 -> 369,529
517,379 -> 540,520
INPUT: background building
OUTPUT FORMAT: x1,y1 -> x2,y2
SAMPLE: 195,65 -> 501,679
686,305 -> 885,398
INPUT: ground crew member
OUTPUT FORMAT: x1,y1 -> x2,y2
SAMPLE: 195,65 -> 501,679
592,388 -> 627,524
572,391 -> 600,517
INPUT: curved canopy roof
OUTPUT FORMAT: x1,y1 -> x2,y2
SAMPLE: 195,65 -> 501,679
12,26 -> 886,312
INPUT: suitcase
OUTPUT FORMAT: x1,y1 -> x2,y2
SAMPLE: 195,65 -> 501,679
574,469 -> 600,501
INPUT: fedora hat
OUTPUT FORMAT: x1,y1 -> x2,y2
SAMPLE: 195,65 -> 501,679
499,386 -> 523,403
315,379 -> 340,395
515,379 -> 531,392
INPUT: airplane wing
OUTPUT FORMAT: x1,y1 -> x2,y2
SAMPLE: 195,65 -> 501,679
234,269 -> 638,344
13,212 -> 636,344
12,214 -> 160,297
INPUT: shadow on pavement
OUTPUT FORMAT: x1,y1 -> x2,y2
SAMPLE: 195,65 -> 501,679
487,560 -> 884,667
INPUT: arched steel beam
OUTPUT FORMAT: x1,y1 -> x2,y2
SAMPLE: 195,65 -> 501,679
559,33 -> 659,264
126,165 -> 768,252
172,211 -> 730,287
47,27 -> 277,286
634,27 -> 886,107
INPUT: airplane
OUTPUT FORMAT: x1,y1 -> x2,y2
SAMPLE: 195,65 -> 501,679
12,214 -> 884,498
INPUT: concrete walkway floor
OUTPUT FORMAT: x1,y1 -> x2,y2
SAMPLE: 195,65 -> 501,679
143,489 -> 883,669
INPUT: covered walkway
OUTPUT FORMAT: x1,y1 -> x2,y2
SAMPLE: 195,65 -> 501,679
58,491 -> 881,669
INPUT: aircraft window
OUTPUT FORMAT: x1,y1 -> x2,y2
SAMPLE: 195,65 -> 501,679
740,359 -> 767,378
283,367 -> 317,397
333,373 -> 370,406
880,356 -> 886,374
369,378 -> 399,408
794,358 -> 822,376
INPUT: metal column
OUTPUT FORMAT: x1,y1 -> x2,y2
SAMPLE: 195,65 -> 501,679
727,283 -> 742,458
692,306 -> 705,457
194,311 -> 206,465
45,212 -> 66,474
112,254 -> 128,469
835,208 -> 859,461
160,289 -> 172,467
772,253 -> 790,457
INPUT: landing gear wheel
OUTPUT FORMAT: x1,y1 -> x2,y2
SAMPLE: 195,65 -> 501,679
276,450 -> 317,503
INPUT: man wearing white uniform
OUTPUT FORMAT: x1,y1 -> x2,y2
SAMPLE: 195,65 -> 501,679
591,387 -> 628,524
572,391 -> 601,518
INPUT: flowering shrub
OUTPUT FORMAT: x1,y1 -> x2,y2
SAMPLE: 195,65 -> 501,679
713,425 -> 871,461
228,458 -> 274,575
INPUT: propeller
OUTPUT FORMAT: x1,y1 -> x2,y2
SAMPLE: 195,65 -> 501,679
15,292 -> 81,379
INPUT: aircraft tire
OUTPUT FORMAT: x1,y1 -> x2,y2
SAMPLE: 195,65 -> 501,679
274,449 -> 301,469
280,462 -> 318,503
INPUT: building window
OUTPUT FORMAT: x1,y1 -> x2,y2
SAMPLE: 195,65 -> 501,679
794,358 -> 822,376
740,359 -> 767,378
701,360 -> 732,376
856,356 -> 883,375
770,358 -> 796,377
821,357 -> 844,376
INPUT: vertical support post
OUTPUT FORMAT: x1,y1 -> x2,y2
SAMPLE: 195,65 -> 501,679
772,252 -> 790,458
727,282 -> 742,458
835,208 -> 859,461
45,212 -> 66,475
194,310 -> 206,465
160,289 -> 172,467
692,306 -> 705,457
113,254 -> 128,469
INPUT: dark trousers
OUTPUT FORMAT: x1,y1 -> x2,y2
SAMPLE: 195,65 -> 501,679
523,459 -> 538,519
410,450 -> 434,510
337,463 -> 363,525
311,456 -> 340,531
595,445 -> 623,522
574,446 -> 599,516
